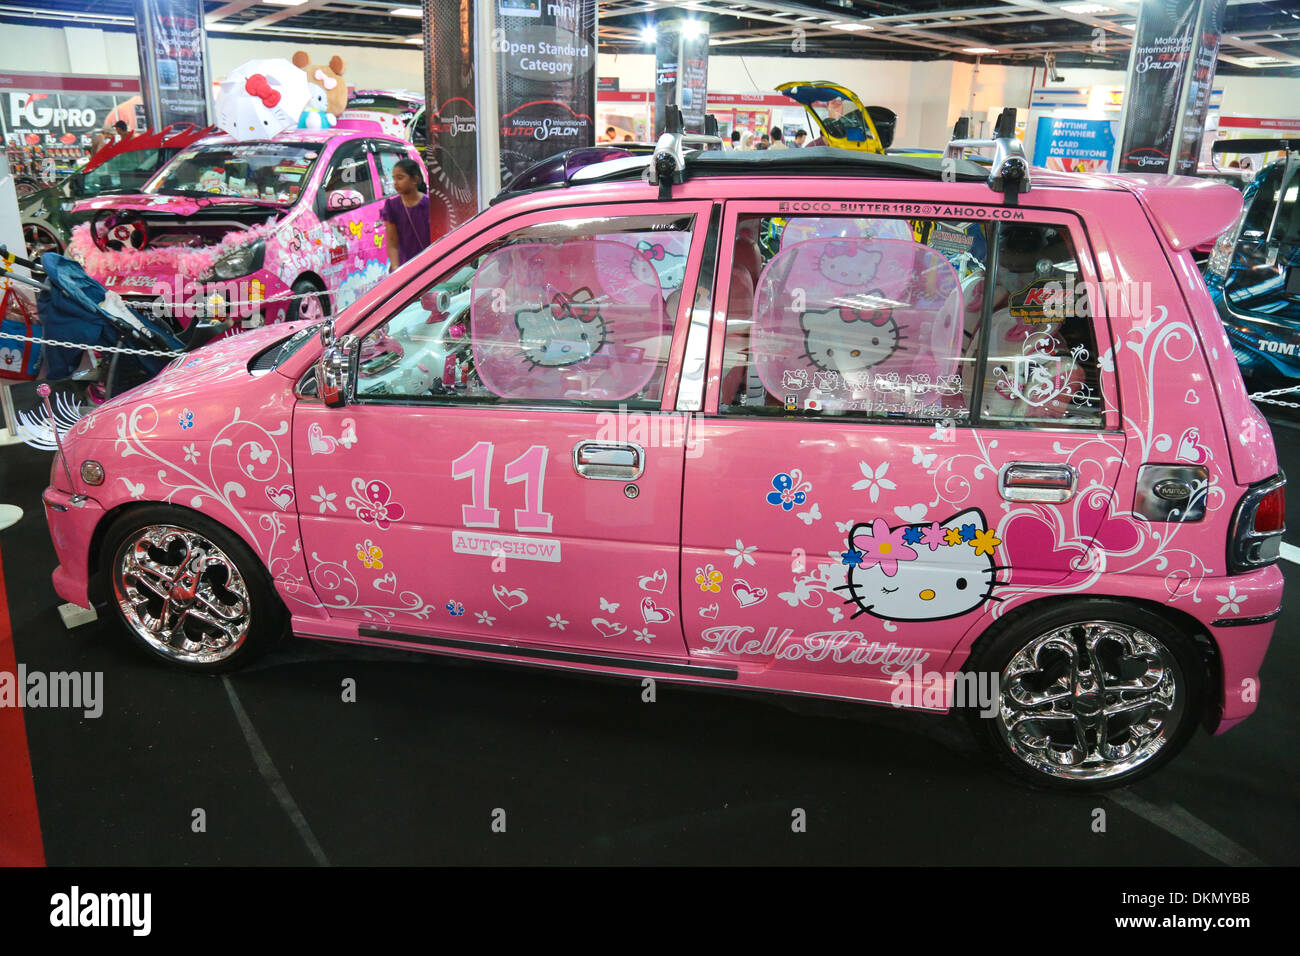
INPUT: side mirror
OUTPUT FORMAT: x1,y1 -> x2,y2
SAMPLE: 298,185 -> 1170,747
326,188 -> 365,211
315,334 -> 360,408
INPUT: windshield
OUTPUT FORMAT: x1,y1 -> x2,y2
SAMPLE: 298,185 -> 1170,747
80,148 -> 172,197
346,94 -> 420,116
810,97 -> 872,143
145,142 -> 321,203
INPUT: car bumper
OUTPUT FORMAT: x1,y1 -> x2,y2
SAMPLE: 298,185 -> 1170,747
1205,564 -> 1283,734
42,487 -> 105,610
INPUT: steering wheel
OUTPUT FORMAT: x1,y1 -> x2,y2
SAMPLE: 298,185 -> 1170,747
90,209 -> 148,252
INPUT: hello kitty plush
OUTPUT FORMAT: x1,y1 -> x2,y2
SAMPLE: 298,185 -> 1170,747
292,51 -> 347,129
838,509 -> 1005,623
513,287 -> 607,367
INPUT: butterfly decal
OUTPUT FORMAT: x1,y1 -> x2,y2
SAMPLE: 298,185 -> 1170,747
599,597 -> 620,613
797,503 -> 821,525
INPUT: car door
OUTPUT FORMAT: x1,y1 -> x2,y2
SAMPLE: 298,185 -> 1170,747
679,200 -> 1124,701
314,139 -> 387,310
293,200 -> 714,660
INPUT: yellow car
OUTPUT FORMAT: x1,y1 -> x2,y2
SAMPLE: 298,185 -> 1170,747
775,80 -> 888,153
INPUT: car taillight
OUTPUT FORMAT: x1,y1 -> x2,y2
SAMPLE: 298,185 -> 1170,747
1228,473 -> 1286,572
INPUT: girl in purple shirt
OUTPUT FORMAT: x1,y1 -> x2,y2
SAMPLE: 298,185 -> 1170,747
382,158 -> 433,270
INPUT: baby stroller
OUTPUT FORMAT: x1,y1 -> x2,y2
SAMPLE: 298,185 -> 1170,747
0,246 -> 230,403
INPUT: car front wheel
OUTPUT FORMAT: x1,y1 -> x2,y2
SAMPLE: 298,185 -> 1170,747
963,600 -> 1206,790
102,506 -> 285,672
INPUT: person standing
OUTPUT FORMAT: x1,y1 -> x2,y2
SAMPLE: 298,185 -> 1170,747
769,127 -> 788,150
383,158 -> 432,271
793,129 -> 807,148
728,129 -> 741,150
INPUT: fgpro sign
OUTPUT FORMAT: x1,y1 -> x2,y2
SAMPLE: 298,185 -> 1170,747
8,92 -> 98,130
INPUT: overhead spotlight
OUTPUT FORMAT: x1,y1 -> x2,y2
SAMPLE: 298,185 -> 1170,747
1045,52 -> 1064,82
682,20 -> 704,38
641,25 -> 657,43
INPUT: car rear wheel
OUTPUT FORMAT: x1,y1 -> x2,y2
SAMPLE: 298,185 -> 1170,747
22,222 -> 62,256
102,506 -> 285,672
963,600 -> 1205,790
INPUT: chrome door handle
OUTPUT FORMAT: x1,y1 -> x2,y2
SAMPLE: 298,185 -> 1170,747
999,462 -> 1077,502
573,441 -> 645,480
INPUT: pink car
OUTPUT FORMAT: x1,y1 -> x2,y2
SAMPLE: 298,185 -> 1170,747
40,137 -> 1285,789
66,128 -> 423,328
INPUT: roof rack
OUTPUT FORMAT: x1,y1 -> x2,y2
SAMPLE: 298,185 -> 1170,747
944,107 -> 1031,202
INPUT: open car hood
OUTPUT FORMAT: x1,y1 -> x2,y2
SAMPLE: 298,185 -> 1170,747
776,80 -> 885,153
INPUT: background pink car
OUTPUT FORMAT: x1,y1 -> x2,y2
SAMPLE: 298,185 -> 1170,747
40,146 -> 1285,790
66,127 -> 423,329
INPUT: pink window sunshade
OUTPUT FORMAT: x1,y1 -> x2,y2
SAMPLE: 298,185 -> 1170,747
751,237 -> 964,409
470,239 -> 669,402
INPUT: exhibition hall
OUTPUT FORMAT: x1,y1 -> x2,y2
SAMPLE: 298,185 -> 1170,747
0,0 -> 1295,890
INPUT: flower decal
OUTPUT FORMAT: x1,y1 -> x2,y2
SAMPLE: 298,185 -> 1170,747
178,409 -> 195,430
633,628 -> 655,644
695,563 -> 723,593
346,478 -> 405,530
311,486 -> 338,514
851,461 -> 896,503
445,600 -> 465,617
920,523 -> 947,551
547,613 -> 569,630
183,443 -> 200,464
1216,586 -> 1244,615
970,528 -> 1002,557
854,518 -> 918,577
725,539 -> 757,568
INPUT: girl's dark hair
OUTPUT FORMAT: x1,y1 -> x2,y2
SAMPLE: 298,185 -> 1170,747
394,157 -> 426,193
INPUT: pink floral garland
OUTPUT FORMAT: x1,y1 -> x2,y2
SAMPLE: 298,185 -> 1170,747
66,218 -> 285,280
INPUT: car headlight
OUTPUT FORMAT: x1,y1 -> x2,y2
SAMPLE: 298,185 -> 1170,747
212,239 -> 266,279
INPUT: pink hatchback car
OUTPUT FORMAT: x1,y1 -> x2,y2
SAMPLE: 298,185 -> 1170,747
40,130 -> 1285,789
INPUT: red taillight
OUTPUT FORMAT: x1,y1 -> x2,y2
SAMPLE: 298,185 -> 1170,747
1254,485 -> 1286,534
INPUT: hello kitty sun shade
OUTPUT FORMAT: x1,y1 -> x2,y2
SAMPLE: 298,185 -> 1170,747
470,239 -> 672,402
751,236 -> 964,411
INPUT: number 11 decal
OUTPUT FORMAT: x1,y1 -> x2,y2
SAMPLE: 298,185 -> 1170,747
452,441 -> 554,533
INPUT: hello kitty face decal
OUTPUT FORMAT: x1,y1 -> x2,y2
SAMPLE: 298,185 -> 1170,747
818,243 -> 881,286
835,508 -> 1007,622
513,287 -> 608,368
635,240 -> 687,290
799,304 -> 903,375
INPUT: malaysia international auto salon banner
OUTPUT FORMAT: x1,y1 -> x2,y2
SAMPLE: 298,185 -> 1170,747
1174,0 -> 1228,174
654,20 -> 710,136
1117,0 -> 1226,173
132,0 -> 212,129
424,0 -> 479,232
495,0 -> 596,183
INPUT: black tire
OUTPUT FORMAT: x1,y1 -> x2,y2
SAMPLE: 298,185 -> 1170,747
101,505 -> 286,672
961,599 -> 1206,791
286,277 -> 330,325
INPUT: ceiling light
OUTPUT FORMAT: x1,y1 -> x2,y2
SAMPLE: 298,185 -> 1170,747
1060,2 -> 1112,13
266,0 -> 308,5
641,25 -> 657,43
1238,55 -> 1286,65
963,47 -> 999,54
1117,21 -> 1135,30
682,19 -> 705,37
391,5 -> 422,16
831,22 -> 874,31
405,34 -> 422,44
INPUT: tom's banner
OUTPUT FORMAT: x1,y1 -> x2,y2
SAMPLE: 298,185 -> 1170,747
132,0 -> 212,129
495,0 -> 597,183
1117,0 -> 1227,173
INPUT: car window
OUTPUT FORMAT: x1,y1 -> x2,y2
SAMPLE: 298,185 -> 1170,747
354,213 -> 694,409
81,148 -> 168,196
721,213 -> 985,422
978,222 -> 1103,427
320,142 -> 375,214
374,143 -> 411,198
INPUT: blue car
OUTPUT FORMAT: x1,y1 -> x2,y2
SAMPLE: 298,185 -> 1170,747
1203,138 -> 1300,388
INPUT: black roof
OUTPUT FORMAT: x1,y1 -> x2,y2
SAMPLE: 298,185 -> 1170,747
681,146 -> 989,182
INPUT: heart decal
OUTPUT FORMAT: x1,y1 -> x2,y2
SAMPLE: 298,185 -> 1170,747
265,485 -> 294,510
591,618 -> 627,639
640,597 -> 675,625
698,603 -> 719,620
1184,389 -> 1199,405
492,585 -> 528,610
307,423 -> 336,455
731,579 -> 768,608
893,503 -> 927,522
638,569 -> 668,593
374,572 -> 397,594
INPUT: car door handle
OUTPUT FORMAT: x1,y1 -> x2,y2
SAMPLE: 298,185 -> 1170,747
572,441 -> 645,480
999,463 -> 1077,502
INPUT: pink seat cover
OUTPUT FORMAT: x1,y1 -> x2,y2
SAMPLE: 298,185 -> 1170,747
752,237 -> 963,410
470,239 -> 668,401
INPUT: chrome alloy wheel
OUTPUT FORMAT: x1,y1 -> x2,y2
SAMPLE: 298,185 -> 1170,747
996,621 -> 1180,781
114,525 -> 252,664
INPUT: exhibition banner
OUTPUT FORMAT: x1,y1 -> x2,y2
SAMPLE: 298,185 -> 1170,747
654,20 -> 711,136
1117,0 -> 1225,173
423,0 -> 479,232
132,0 -> 212,130
495,0 -> 597,183
1033,117 -> 1117,173
1174,0 -> 1229,174
1,90 -> 141,145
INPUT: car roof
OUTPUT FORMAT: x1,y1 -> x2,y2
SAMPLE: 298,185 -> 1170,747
192,128 -> 388,148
